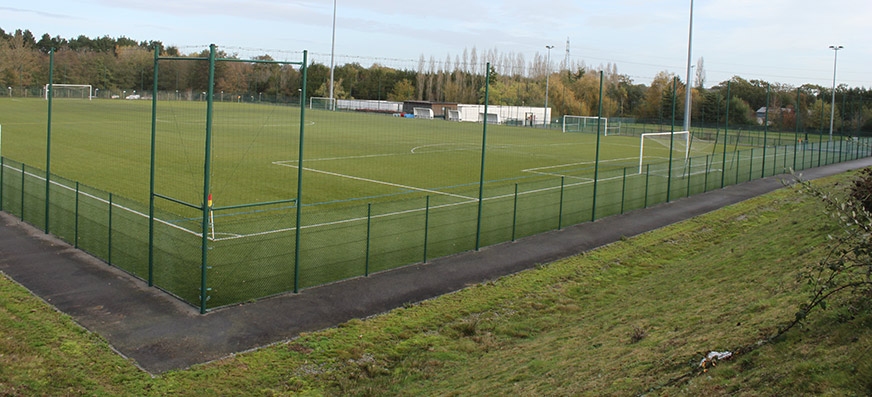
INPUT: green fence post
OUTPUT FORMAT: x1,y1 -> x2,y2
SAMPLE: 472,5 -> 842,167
74,182 -> 79,249
762,84 -> 769,178
704,155 -> 710,193
475,62 -> 491,251
511,184 -> 518,241
666,76 -> 677,203
644,164 -> 650,208
423,195 -> 429,263
293,50 -> 308,294
591,71 -> 604,220
686,157 -> 692,197
199,44 -> 217,314
733,150 -> 740,183
818,100 -> 824,167
20,163 -> 25,220
0,157 -> 3,212
108,193 -> 113,265
558,176 -> 565,229
721,81 -> 731,189
838,128 -> 844,163
620,167 -> 627,214
148,45 -> 159,287
45,48 -> 54,234
365,203 -> 371,276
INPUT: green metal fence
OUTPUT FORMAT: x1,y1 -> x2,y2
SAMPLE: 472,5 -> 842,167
2,46 -> 871,313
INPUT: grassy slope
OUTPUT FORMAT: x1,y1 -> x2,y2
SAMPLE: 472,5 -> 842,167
1,172 -> 871,395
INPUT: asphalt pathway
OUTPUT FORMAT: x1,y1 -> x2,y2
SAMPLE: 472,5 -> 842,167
2,158 -> 871,374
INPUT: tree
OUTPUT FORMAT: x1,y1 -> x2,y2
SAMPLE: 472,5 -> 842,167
387,78 -> 415,102
695,57 -> 705,90
314,77 -> 350,99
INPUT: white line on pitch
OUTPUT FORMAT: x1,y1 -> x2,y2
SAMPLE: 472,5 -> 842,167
273,162 -> 478,201
0,162 -> 201,237
522,156 -> 639,172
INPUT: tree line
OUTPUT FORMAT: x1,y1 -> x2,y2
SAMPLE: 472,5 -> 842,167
1,27 -> 870,132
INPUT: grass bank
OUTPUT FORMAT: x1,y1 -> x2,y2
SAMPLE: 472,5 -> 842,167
1,171 -> 871,395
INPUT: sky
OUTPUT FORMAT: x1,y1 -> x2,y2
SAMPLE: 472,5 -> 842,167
1,0 -> 869,88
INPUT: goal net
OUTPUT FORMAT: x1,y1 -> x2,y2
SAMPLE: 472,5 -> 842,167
413,107 -> 434,119
446,109 -> 461,121
639,131 -> 690,173
563,115 -> 607,135
45,84 -> 92,100
479,112 -> 500,124
309,96 -> 336,110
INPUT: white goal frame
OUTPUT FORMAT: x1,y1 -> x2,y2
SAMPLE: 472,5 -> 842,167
45,84 -> 92,100
446,109 -> 461,121
639,131 -> 690,173
413,107 -> 434,119
563,115 -> 607,135
309,96 -> 336,110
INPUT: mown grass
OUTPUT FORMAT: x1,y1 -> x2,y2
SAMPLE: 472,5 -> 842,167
1,171 -> 871,395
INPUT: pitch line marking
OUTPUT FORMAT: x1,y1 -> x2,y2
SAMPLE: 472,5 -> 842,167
0,162 -> 200,238
272,162 -> 478,201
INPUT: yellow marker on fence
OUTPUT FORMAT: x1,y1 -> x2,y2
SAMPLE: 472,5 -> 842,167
208,194 -> 215,240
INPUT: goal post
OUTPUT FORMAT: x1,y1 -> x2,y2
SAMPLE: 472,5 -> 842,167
639,131 -> 690,173
446,109 -> 461,121
413,107 -> 434,119
563,115 -> 607,135
45,84 -> 92,100
309,96 -> 336,110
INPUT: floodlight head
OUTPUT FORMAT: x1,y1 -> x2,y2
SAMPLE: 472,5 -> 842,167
829,45 -> 843,50
545,45 -> 554,50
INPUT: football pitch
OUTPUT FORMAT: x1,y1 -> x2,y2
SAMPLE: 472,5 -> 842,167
1,97 -> 853,309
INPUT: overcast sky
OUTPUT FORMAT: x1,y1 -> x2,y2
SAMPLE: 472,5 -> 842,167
1,0 -> 869,88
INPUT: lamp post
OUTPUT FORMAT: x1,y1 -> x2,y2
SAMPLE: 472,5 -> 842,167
683,0 -> 694,131
328,0 -> 337,110
828,45 -> 843,141
544,45 -> 554,127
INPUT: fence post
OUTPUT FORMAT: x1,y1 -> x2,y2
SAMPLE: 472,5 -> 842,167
365,203 -> 371,276
474,62 -> 491,251
108,193 -> 113,265
721,81 -> 731,189
686,157 -> 692,197
20,163 -> 25,220
148,45 -> 159,287
511,184 -> 518,241
666,77 -> 677,203
794,88 -> 799,171
45,48 -> 54,234
198,44 -> 218,314
0,157 -> 3,212
704,155 -> 710,193
558,176 -> 565,229
739,150 -> 744,182
423,195 -> 429,263
762,84 -> 769,178
644,164 -> 650,208
74,182 -> 79,248
591,71 -> 604,220
620,167 -> 627,215
293,50 -> 308,294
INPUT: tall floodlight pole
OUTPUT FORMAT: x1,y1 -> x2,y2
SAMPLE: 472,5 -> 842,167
683,0 -> 694,131
328,0 -> 337,110
828,45 -> 843,141
544,45 -> 555,126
